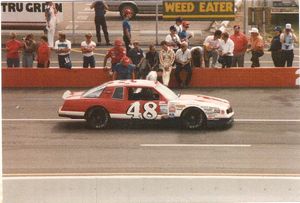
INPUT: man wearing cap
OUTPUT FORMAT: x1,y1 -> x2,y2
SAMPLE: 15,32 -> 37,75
54,32 -> 72,69
81,33 -> 97,68
230,25 -> 248,67
269,26 -> 283,67
113,56 -> 135,80
247,28 -> 264,67
178,21 -> 193,44
175,42 -> 192,88
128,41 -> 145,79
165,25 -> 181,53
203,30 -> 222,68
280,23 -> 298,67
174,17 -> 183,34
103,39 -> 126,72
122,9 -> 133,53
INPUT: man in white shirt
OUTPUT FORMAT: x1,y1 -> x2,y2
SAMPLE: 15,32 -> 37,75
81,33 -> 97,68
203,30 -> 222,68
219,32 -> 234,68
175,42 -> 192,88
174,17 -> 183,34
280,23 -> 298,67
146,69 -> 163,83
165,26 -> 181,52
54,32 -> 72,69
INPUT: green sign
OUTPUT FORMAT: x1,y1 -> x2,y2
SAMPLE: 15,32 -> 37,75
163,0 -> 235,21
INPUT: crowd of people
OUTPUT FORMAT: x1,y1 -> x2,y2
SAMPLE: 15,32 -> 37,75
4,1 -> 298,88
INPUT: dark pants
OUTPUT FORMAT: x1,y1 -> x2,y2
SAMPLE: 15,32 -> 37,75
281,50 -> 294,67
83,56 -> 95,68
58,54 -> 72,69
251,51 -> 264,67
95,16 -> 110,44
123,35 -> 131,54
175,63 -> 192,87
231,53 -> 245,67
37,61 -> 50,68
222,56 -> 232,68
7,58 -> 20,67
271,50 -> 283,67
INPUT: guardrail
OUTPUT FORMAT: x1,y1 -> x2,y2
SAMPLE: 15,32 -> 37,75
2,67 -> 299,88
3,175 -> 300,203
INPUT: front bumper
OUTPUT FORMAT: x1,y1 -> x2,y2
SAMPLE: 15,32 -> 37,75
58,107 -> 85,119
206,116 -> 234,128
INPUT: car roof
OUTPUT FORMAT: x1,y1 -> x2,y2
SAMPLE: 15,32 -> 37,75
104,80 -> 158,88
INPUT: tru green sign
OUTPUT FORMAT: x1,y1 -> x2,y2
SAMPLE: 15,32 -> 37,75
163,0 -> 235,21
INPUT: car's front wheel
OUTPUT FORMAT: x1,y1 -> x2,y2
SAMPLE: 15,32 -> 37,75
86,107 -> 110,129
181,108 -> 206,129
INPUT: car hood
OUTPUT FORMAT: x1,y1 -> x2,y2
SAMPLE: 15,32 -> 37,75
173,94 -> 230,108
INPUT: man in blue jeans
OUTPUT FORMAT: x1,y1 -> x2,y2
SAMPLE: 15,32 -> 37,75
175,42 -> 192,88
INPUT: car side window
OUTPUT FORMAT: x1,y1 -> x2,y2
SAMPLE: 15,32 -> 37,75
128,87 -> 159,101
112,87 -> 124,100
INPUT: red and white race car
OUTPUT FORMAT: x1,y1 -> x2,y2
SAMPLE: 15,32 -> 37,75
58,80 -> 234,129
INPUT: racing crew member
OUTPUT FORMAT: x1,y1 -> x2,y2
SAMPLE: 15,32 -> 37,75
230,25 -> 248,67
280,23 -> 298,67
122,8 -> 133,53
54,32 -> 72,69
128,41 -> 145,79
247,28 -> 264,67
269,26 -> 283,67
81,33 -> 97,68
113,56 -> 135,80
203,30 -> 222,68
175,42 -> 192,88
103,39 -> 126,73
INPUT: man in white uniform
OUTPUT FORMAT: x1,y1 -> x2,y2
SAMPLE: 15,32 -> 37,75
45,1 -> 57,48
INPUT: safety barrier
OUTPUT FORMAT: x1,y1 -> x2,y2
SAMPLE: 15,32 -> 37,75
3,176 -> 300,203
2,67 -> 299,88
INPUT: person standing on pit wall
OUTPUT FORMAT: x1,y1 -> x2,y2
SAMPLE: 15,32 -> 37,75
103,39 -> 126,76
230,25 -> 248,67
81,33 -> 97,68
5,32 -> 22,68
269,26 -> 283,67
174,17 -> 183,34
128,41 -> 145,79
54,32 -> 72,69
90,0 -> 111,46
22,34 -> 36,68
203,30 -> 222,68
122,9 -> 133,54
159,40 -> 175,86
218,32 -> 234,68
113,56 -> 135,80
280,23 -> 298,67
37,36 -> 51,68
45,1 -> 57,48
175,42 -> 192,88
247,28 -> 264,68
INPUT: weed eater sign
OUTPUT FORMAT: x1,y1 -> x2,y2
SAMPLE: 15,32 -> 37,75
163,0 -> 235,20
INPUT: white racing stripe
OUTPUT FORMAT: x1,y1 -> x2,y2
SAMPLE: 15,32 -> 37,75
235,119 -> 300,122
140,144 -> 251,147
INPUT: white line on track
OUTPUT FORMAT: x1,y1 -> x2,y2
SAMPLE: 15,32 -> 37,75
140,144 -> 251,147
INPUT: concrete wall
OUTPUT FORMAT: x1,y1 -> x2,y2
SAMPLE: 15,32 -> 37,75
4,176 -> 300,203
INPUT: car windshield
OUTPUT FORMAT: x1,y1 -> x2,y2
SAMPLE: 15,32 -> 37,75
82,84 -> 106,98
155,83 -> 178,101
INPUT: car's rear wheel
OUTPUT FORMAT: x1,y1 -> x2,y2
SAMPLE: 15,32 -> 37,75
120,4 -> 137,18
86,107 -> 110,129
181,108 -> 206,129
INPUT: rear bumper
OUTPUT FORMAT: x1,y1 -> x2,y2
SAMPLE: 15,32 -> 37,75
206,116 -> 234,128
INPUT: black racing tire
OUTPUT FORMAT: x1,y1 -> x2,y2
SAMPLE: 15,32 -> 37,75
119,4 -> 137,19
86,107 -> 110,129
181,108 -> 206,129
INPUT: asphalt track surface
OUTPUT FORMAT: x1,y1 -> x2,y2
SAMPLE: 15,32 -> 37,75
2,87 -> 300,176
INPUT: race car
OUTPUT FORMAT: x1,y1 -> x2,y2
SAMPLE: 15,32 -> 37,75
58,80 -> 234,129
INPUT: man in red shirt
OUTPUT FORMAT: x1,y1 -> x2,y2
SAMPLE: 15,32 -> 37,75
37,36 -> 51,68
230,25 -> 248,67
103,39 -> 126,72
5,32 -> 22,67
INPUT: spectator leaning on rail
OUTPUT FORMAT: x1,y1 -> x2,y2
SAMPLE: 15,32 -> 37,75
230,25 -> 248,67
144,44 -> 160,78
103,39 -> 126,74
37,36 -> 51,68
45,1 -> 57,48
90,0 -> 111,46
122,8 -> 133,54
174,17 -> 183,34
81,33 -> 97,68
218,32 -> 234,68
159,40 -> 175,86
269,26 -> 283,67
22,34 -> 36,68
175,42 -> 192,88
5,32 -> 22,68
280,23 -> 298,67
128,41 -> 145,79
247,28 -> 264,68
203,30 -> 222,68
190,46 -> 204,68
54,32 -> 72,69
165,25 -> 182,53
113,56 -> 135,80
